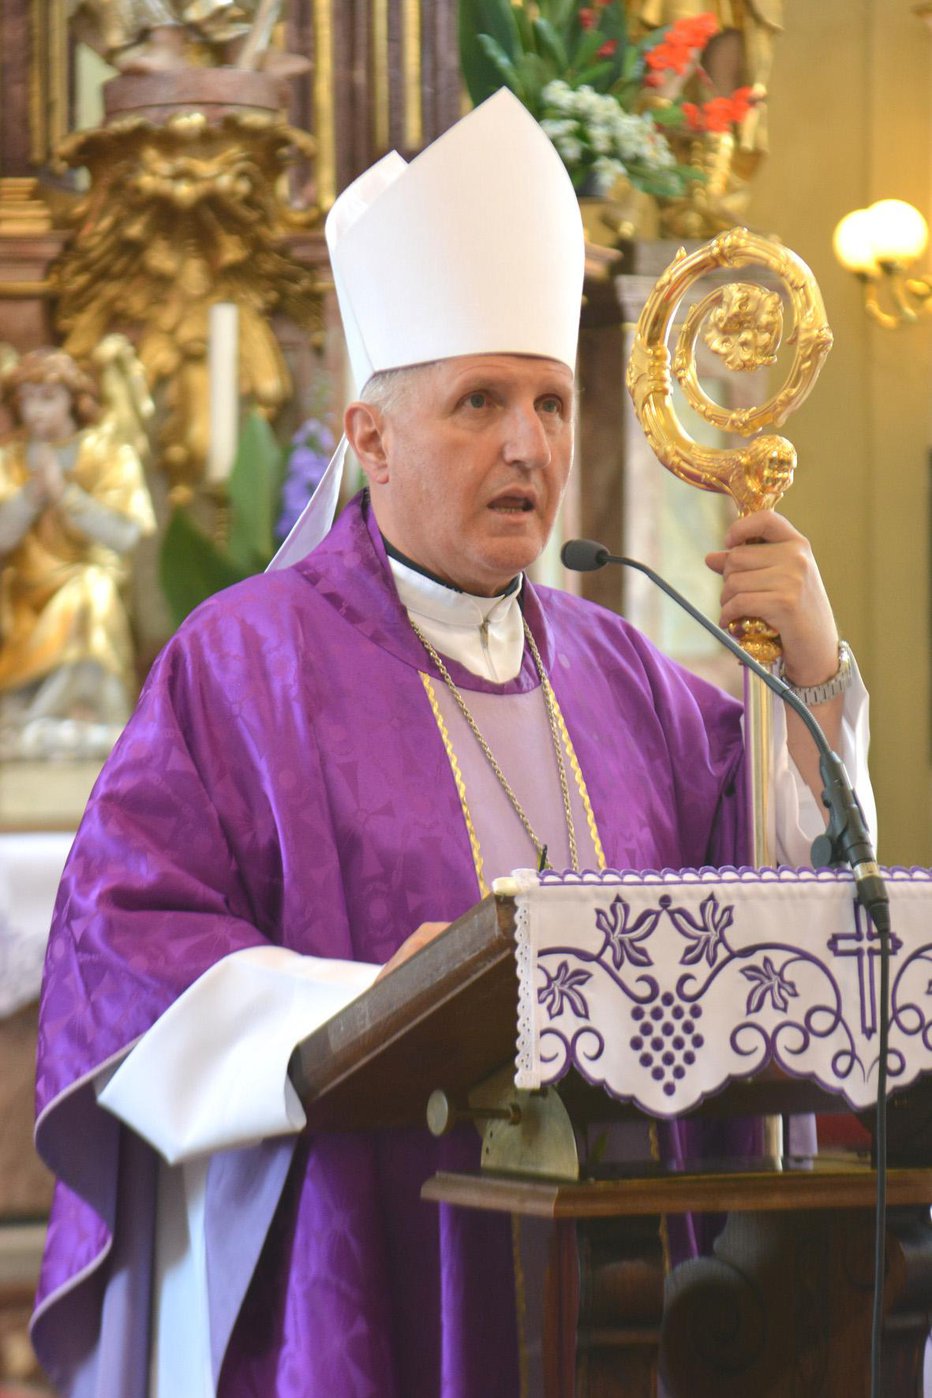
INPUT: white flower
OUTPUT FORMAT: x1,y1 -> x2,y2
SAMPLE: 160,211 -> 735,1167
541,79 -> 572,113
592,155 -> 627,193
540,80 -> 682,186
555,134 -> 584,163
541,117 -> 576,139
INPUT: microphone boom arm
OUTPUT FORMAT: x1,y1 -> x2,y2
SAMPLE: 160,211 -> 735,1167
561,540 -> 888,926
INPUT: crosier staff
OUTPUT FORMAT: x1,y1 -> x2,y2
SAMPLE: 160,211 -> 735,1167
626,226 -> 834,865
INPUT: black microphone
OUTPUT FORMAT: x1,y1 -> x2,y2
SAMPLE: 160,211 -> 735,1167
560,538 -> 888,930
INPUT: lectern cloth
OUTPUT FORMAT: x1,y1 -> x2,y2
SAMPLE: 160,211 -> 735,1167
512,865 -> 932,1112
32,492 -> 749,1396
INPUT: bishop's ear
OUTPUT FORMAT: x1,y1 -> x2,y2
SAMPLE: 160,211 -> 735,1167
344,401 -> 390,485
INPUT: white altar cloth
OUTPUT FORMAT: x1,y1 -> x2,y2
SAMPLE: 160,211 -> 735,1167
510,866 -> 932,1115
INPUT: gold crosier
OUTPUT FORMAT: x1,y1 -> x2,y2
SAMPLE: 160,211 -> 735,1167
626,226 -> 834,866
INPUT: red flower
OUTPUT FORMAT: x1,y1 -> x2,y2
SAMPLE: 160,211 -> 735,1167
646,39 -> 692,74
702,96 -> 737,132
579,7 -> 597,28
597,38 -> 618,57
729,85 -> 754,121
673,13 -> 720,47
687,89 -> 755,133
647,12 -> 720,72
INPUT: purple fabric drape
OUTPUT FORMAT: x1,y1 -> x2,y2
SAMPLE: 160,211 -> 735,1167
33,492 -> 747,1395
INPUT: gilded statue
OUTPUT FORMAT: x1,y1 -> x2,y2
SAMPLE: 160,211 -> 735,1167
630,0 -> 783,148
0,345 -> 156,759
630,1 -> 784,233
67,0 -> 307,74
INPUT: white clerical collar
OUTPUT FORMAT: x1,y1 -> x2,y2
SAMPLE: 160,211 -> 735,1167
388,555 -> 526,682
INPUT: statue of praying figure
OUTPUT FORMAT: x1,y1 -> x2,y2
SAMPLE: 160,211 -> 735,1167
0,346 -> 156,759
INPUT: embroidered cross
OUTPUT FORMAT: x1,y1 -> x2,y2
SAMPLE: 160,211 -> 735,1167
827,901 -> 902,1039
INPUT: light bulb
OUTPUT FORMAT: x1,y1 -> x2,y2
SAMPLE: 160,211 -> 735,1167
832,209 -> 880,275
866,199 -> 929,265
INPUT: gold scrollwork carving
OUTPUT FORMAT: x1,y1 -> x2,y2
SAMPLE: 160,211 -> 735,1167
626,226 -> 833,662
50,106 -> 324,489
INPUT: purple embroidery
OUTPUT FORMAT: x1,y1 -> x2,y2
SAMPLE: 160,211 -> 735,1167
741,956 -> 799,1014
662,891 -> 735,967
595,895 -> 660,969
827,900 -> 903,1039
524,868 -> 932,1115
538,960 -> 592,1020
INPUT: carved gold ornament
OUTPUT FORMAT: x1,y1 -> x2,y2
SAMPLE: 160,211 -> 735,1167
50,108 -> 323,489
626,226 -> 833,662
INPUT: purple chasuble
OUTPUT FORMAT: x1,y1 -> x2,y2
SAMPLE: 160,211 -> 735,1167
33,492 -> 750,1396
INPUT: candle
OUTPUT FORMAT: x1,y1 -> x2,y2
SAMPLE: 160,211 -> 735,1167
207,302 -> 239,483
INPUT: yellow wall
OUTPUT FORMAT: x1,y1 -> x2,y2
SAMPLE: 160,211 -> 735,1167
748,0 -> 932,865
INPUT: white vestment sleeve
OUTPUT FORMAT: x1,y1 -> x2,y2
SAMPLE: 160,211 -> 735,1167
772,662 -> 875,867
96,945 -> 380,1165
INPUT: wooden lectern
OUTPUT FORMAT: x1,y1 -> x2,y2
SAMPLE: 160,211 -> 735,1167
290,891 -> 932,1398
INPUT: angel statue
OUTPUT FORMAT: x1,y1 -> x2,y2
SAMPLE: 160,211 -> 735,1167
0,341 -> 156,760
68,0 -> 308,74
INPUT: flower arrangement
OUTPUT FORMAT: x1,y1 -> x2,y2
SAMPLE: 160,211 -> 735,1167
459,1 -> 754,198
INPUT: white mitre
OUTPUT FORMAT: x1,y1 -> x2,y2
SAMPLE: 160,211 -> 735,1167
269,88 -> 585,570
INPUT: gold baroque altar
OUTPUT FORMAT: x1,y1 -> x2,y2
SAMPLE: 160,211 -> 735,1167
51,70 -> 327,492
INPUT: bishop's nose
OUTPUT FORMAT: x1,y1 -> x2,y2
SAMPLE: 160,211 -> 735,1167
501,403 -> 552,470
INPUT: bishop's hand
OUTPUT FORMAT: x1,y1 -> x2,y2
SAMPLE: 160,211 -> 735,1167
705,509 -> 840,687
376,921 -> 450,982
705,508 -> 846,802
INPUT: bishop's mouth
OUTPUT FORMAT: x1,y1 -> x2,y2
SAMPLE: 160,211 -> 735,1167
489,496 -> 535,513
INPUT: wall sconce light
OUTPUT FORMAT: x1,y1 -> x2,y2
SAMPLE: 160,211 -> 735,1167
832,199 -> 932,329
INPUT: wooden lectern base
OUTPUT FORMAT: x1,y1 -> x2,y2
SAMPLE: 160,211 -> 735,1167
423,1163 -> 932,1397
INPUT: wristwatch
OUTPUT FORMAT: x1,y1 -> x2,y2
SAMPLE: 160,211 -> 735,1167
777,640 -> 854,706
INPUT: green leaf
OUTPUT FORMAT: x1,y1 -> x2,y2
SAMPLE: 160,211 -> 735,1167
533,17 -> 569,71
159,508 -> 251,628
546,0 -> 578,29
512,4 -> 534,51
620,42 -> 642,82
650,104 -> 687,127
477,32 -> 524,98
226,410 -> 284,573
576,60 -> 615,88
569,28 -> 604,72
514,50 -> 554,113
459,0 -> 524,105
593,2 -> 628,83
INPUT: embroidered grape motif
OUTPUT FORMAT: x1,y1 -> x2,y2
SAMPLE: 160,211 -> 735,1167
630,992 -> 704,1096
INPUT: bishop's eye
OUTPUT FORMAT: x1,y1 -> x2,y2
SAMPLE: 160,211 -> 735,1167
464,390 -> 489,410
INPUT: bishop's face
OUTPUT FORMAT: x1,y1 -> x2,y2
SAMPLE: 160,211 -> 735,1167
361,354 -> 576,597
